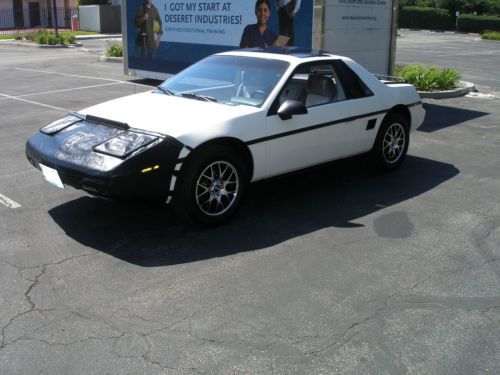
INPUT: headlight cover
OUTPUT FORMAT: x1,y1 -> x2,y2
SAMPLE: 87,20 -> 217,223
40,114 -> 83,135
93,131 -> 159,159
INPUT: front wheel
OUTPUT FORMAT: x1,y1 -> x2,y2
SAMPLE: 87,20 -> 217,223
371,113 -> 410,171
173,146 -> 248,225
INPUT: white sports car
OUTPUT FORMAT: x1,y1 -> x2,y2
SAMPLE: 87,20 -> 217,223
26,48 -> 425,225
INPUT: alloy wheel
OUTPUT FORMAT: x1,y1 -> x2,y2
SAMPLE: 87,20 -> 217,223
382,122 -> 406,164
195,161 -> 240,216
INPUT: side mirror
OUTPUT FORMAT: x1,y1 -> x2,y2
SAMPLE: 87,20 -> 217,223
277,100 -> 308,120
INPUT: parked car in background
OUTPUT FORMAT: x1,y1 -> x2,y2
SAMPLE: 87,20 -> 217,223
26,48 -> 425,225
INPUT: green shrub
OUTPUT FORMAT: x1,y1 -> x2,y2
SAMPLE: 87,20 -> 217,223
395,64 -> 461,91
35,33 -> 48,44
59,33 -> 76,45
30,30 -> 77,45
398,6 -> 455,30
482,30 -> 500,39
400,0 -> 438,7
457,14 -> 500,32
66,33 -> 76,44
47,33 -> 60,45
106,42 -> 123,57
24,30 -> 40,41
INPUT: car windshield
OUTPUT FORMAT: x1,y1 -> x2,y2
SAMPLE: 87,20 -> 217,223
159,55 -> 289,107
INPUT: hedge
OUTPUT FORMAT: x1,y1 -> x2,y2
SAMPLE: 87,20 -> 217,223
398,7 -> 500,32
398,6 -> 455,30
457,14 -> 500,32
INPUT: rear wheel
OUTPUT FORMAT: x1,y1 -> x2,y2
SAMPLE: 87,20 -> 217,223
173,145 -> 248,225
372,113 -> 410,171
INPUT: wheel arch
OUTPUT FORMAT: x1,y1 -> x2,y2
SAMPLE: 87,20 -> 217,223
386,105 -> 411,127
370,105 -> 411,171
188,137 -> 254,181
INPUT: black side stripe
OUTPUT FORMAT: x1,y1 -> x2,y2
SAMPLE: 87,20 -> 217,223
246,109 -> 387,146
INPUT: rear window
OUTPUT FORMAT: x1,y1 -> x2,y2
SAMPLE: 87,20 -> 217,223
332,61 -> 373,99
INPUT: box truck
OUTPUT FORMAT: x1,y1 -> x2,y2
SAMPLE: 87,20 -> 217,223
122,0 -> 398,79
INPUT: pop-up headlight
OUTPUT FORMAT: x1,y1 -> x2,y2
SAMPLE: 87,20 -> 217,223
93,131 -> 158,159
40,114 -> 82,135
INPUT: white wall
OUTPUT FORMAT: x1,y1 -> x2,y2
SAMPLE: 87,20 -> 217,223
79,5 -> 101,32
323,0 -> 394,74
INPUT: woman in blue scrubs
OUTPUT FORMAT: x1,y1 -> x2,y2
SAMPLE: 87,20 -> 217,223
239,0 -> 278,48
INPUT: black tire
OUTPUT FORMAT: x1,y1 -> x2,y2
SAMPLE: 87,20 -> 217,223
371,113 -> 410,171
173,145 -> 249,226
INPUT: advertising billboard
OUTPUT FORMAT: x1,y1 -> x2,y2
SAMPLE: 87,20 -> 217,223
125,0 -> 314,77
123,0 -> 397,78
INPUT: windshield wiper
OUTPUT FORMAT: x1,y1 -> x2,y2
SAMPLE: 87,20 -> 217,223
181,93 -> 218,102
155,86 -> 174,96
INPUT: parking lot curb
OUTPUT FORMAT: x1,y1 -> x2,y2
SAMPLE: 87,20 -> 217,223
75,34 -> 121,40
99,55 -> 123,63
418,81 -> 476,99
0,41 -> 82,48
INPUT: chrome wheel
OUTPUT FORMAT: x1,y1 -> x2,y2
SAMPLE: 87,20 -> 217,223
382,122 -> 406,164
195,161 -> 239,217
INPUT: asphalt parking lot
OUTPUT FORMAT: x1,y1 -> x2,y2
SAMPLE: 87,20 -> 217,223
0,31 -> 499,374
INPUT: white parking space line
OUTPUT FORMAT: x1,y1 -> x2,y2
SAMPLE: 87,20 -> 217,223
0,82 -> 123,101
15,68 -> 153,87
0,92 -> 70,112
0,193 -> 21,209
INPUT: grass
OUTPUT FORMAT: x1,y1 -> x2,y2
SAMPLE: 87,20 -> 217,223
394,64 -> 461,91
106,42 -> 123,57
482,30 -> 500,41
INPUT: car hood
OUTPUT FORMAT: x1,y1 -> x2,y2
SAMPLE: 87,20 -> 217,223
79,91 -> 259,142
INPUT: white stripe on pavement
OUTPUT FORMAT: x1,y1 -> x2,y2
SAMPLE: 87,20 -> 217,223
0,82 -> 123,100
15,68 -> 152,87
0,92 -> 70,112
0,193 -> 21,209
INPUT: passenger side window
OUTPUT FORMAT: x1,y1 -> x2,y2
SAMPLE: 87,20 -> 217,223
274,60 -> 374,114
277,62 -> 347,109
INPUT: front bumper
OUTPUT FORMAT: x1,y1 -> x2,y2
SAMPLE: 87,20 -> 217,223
26,121 -> 184,200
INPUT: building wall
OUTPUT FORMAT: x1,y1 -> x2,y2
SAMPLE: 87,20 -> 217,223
0,0 -> 12,8
0,0 -> 77,29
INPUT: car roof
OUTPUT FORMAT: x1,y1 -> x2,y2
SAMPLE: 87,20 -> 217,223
217,48 -> 348,64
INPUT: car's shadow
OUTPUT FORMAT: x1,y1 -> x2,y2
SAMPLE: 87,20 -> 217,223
418,103 -> 489,133
49,155 -> 459,267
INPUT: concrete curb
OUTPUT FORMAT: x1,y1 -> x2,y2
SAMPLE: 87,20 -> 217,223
75,34 -> 121,40
0,41 -> 82,48
99,55 -> 123,63
418,81 -> 476,99
398,28 -> 479,36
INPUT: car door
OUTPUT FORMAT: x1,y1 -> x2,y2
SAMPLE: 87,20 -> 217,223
264,60 -> 381,178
